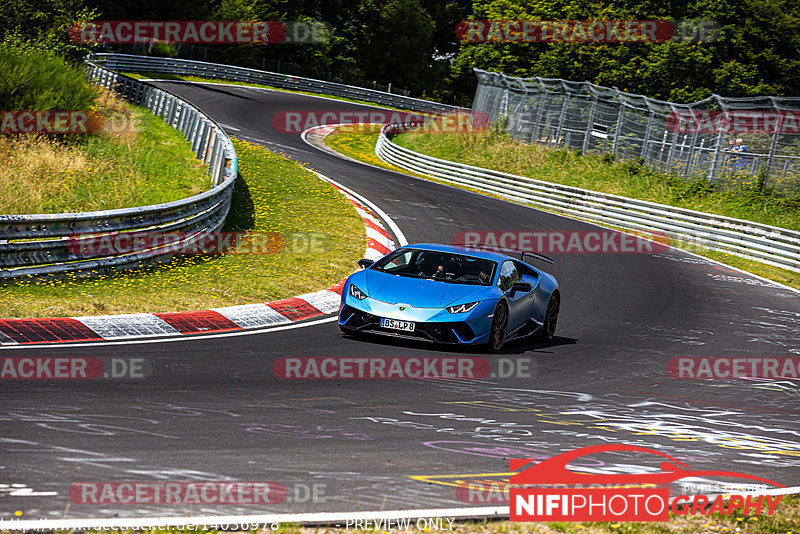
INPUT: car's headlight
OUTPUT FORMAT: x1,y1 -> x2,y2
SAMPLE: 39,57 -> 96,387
349,283 -> 368,300
447,301 -> 480,313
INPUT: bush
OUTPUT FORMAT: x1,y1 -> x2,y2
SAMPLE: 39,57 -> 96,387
149,41 -> 178,58
0,41 -> 99,112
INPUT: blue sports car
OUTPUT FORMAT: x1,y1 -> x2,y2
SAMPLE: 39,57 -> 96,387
338,243 -> 560,352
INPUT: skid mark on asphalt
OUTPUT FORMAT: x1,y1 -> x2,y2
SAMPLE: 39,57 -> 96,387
411,383 -> 800,462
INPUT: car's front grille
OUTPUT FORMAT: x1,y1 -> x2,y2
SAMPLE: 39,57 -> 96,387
340,306 -> 476,344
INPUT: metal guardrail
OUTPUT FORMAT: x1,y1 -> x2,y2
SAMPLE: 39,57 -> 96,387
0,63 -> 237,279
90,53 -> 463,114
376,124 -> 800,273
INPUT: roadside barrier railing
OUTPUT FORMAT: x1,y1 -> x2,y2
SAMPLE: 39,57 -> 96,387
376,124 -> 800,274
89,53 -> 463,114
0,62 -> 237,279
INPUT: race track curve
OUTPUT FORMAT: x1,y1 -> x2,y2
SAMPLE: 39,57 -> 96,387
2,81 -> 799,521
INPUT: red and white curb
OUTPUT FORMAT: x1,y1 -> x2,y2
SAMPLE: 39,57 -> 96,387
0,178 -> 396,346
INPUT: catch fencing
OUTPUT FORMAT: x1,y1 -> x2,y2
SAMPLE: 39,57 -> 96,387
0,62 -> 237,279
376,123 -> 800,273
473,69 -> 800,191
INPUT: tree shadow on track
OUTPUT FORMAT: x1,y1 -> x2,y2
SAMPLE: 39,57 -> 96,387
184,83 -> 258,101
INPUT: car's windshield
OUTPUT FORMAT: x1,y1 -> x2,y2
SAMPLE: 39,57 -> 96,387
371,248 -> 496,285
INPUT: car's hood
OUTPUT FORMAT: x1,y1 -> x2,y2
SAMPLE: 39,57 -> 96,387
363,270 -> 489,307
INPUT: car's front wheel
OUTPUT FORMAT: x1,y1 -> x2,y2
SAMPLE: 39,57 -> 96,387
488,301 -> 508,353
539,293 -> 560,341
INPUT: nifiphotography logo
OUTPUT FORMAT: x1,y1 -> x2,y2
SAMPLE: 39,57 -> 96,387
508,444 -> 784,522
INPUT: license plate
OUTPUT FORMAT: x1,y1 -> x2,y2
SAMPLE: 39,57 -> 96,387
380,318 -> 415,332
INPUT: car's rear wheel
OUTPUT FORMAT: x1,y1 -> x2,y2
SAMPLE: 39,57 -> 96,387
540,293 -> 559,341
488,301 -> 508,353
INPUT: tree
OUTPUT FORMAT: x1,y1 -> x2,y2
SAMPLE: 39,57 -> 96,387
448,0 -> 800,103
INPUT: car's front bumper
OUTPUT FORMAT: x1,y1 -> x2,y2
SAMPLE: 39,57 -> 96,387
338,291 -> 495,345
338,304 -> 487,344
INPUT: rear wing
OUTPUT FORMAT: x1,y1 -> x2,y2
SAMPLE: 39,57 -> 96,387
452,243 -> 554,265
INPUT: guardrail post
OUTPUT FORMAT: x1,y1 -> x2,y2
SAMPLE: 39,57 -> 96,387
179,107 -> 189,135
531,90 -> 548,144
665,131 -> 678,172
765,107 -> 782,180
207,135 -> 219,174
202,123 -> 214,160
683,130 -> 700,177
641,110 -> 654,158
582,93 -> 598,153
167,96 -> 178,126
195,121 -> 209,156
553,94 -> 570,149
154,90 -> 163,114
189,115 -> 202,151
194,118 -> 205,153
612,104 -> 625,156
707,129 -> 726,181
657,130 -> 668,169
179,105 -> 189,133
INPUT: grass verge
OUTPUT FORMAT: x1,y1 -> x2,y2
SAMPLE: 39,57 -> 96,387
0,89 -> 210,214
0,139 -> 364,318
324,127 -> 800,291
4,495 -> 797,534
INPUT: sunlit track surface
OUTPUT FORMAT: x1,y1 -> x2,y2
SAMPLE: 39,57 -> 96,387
1,81 -> 799,519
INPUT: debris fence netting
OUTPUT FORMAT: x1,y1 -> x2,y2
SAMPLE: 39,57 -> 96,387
472,69 -> 800,192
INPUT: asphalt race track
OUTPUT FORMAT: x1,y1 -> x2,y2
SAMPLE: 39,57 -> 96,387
2,82 -> 799,520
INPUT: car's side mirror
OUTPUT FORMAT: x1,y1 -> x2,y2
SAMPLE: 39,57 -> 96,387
358,258 -> 374,269
510,281 -> 532,297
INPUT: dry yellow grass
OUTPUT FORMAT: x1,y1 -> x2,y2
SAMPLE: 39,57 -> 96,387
0,135 -> 91,213
0,89 -> 209,215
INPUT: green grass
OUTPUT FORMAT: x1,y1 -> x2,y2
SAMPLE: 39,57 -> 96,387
0,139 -> 364,318
323,124 -> 493,193
0,98 -> 210,214
0,42 -> 98,112
324,127 -> 800,291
